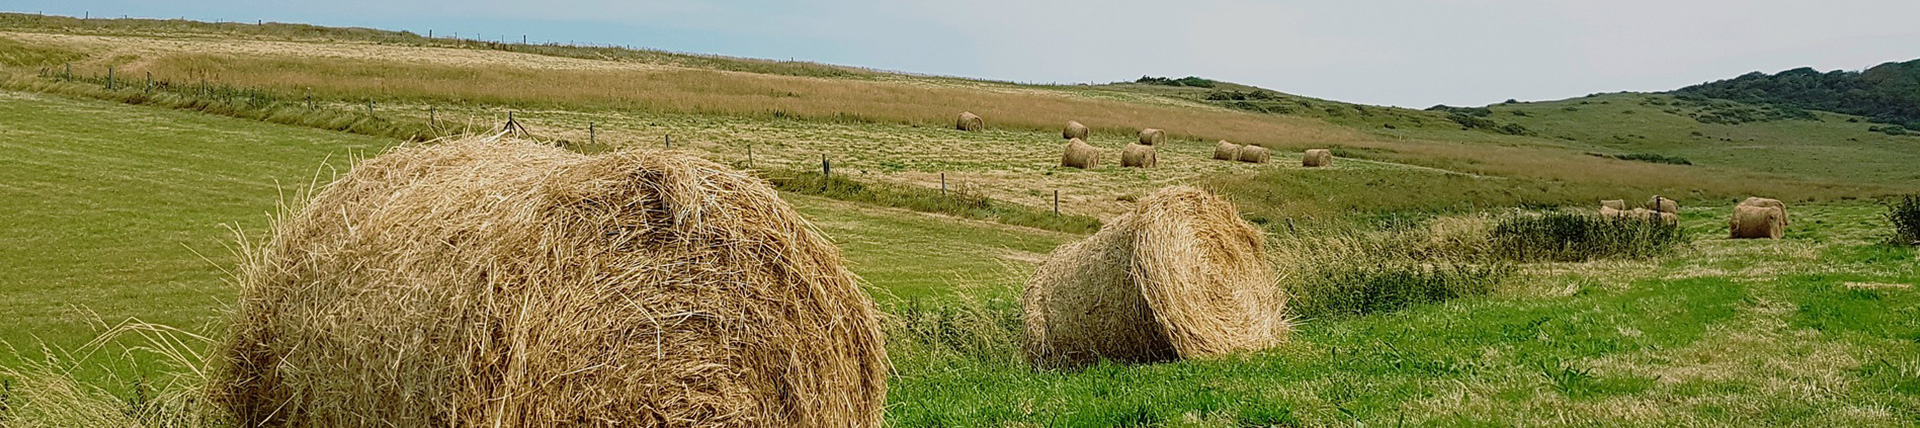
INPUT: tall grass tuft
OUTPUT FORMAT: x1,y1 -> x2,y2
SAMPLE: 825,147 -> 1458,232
1488,213 -> 1686,262
0,322 -> 225,428
1273,216 -> 1512,320
1888,194 -> 1920,245
769,171 -> 1101,234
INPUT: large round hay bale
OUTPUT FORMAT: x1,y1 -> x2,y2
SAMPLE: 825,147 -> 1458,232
956,111 -> 985,131
214,137 -> 888,427
1138,128 -> 1166,145
1730,204 -> 1784,239
1599,206 -> 1624,217
1302,149 -> 1333,167
1737,197 -> 1788,226
1236,145 -> 1271,163
1023,186 -> 1285,369
1063,120 -> 1090,140
1213,140 -> 1241,161
1646,195 -> 1679,214
1601,199 -> 1627,211
1061,138 -> 1101,169
1122,143 -> 1158,168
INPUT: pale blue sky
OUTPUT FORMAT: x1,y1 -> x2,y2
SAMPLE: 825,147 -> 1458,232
9,1 -> 1919,108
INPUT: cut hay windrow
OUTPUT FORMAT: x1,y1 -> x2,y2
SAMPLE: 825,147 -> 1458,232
1138,128 -> 1166,145
1213,140 -> 1241,161
1122,143 -> 1158,168
1730,204 -> 1785,239
1063,120 -> 1090,140
214,136 -> 887,427
1302,149 -> 1332,167
1061,138 -> 1101,169
1023,186 -> 1286,369
1236,145 -> 1271,164
956,111 -> 985,131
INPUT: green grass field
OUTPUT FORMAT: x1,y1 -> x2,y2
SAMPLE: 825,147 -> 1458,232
3,16 -> 1919,428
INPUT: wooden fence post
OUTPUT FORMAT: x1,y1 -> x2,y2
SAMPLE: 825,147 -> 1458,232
1054,190 -> 1060,216
822,154 -> 831,180
940,173 -> 947,196
588,122 -> 595,143
747,144 -> 754,169
106,66 -> 113,90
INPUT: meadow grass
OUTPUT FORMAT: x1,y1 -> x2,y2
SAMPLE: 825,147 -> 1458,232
1488,212 -> 1689,262
5,90 -> 1920,427
770,170 -> 1102,234
1,27 -> 1899,207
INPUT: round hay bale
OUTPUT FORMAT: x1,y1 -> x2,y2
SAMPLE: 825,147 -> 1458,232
1023,186 -> 1285,369
1730,204 -> 1785,239
956,111 -> 984,131
1138,128 -> 1166,145
1063,120 -> 1090,140
1122,144 -> 1158,168
1646,195 -> 1679,214
1061,138 -> 1101,169
1601,199 -> 1627,211
1213,140 -> 1241,161
1738,197 -> 1788,226
1236,145 -> 1271,163
214,137 -> 888,427
1599,206 -> 1625,218
1302,149 -> 1333,167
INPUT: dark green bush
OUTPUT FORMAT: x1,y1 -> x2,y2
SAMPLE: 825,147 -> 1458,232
1889,195 -> 1920,245
1489,213 -> 1687,262
1612,153 -> 1693,165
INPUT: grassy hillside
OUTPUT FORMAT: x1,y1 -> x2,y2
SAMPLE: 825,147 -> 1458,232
5,91 -> 1915,426
3,15 -> 1919,427
2,15 -> 1902,214
0,90 -> 1070,385
1489,93 -> 1920,185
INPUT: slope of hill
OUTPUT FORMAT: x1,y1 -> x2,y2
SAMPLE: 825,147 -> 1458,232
1676,59 -> 1920,130
3,14 -> 1901,220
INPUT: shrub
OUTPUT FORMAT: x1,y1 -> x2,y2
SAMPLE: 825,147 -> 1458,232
1889,195 -> 1920,245
1489,213 -> 1687,262
1134,76 -> 1216,88
1612,153 -> 1693,165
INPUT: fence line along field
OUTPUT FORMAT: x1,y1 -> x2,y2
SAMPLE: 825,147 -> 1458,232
1,15 -> 1918,428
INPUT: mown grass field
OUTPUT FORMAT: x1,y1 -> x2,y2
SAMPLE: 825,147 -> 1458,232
3,15 -> 1919,428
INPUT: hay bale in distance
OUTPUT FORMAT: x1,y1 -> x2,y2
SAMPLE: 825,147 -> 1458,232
1302,149 -> 1333,167
1122,143 -> 1158,168
1730,204 -> 1784,239
1061,138 -> 1101,169
1213,141 -> 1241,161
1738,197 -> 1789,226
214,137 -> 888,427
1601,199 -> 1627,211
1646,195 -> 1679,214
1023,186 -> 1285,369
1138,128 -> 1166,145
956,111 -> 985,131
1236,145 -> 1271,163
1064,120 -> 1090,140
